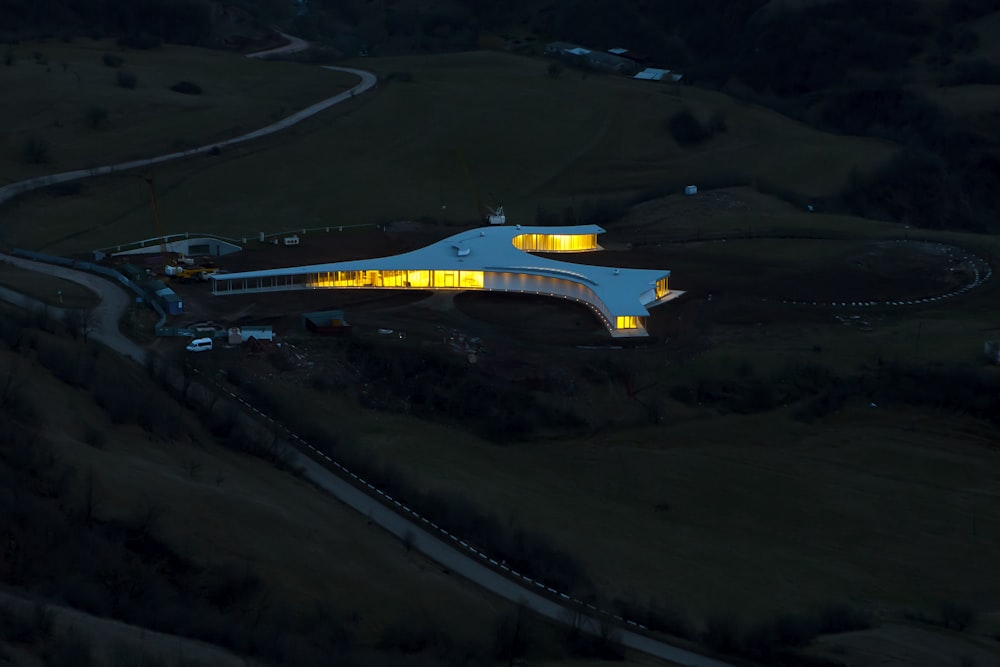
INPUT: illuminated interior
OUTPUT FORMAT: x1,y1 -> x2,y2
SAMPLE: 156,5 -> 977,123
615,315 -> 642,329
512,233 -> 599,253
307,269 -> 484,289
656,276 -> 669,299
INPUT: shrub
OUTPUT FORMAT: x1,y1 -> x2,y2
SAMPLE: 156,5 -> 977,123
667,109 -> 711,146
20,135 -> 50,164
547,61 -> 563,78
816,602 -> 872,633
4,49 -> 14,66
83,425 -> 107,449
703,612 -> 741,654
102,53 -> 124,67
943,59 -> 1000,86
941,600 -> 977,631
169,80 -> 203,95
116,34 -> 162,50
85,106 -> 109,130
116,70 -> 138,89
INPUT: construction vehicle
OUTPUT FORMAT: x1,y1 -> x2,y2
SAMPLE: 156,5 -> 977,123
144,175 -> 218,281
170,265 -> 219,283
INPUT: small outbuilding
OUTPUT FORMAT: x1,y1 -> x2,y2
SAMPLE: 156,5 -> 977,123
634,67 -> 672,81
608,47 -> 650,63
303,310 -> 351,336
228,325 -> 274,344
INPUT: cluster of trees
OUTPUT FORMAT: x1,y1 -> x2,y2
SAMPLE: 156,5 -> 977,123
1,0 -> 213,45
0,315 -> 528,666
305,339 -> 583,442
233,367 -> 594,596
701,604 -> 872,663
670,357 -> 1000,426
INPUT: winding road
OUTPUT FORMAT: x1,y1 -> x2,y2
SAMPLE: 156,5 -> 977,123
0,35 -> 735,667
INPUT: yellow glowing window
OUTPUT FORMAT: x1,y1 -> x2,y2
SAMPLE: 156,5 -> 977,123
616,315 -> 640,329
309,270 -> 373,287
432,270 -> 457,287
459,271 -> 484,288
512,233 -> 598,253
656,276 -> 669,299
406,270 -> 431,287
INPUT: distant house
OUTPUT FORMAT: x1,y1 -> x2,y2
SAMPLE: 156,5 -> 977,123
544,41 -> 637,74
634,67 -> 683,82
608,47 -> 650,63
585,51 -> 638,74
544,41 -> 587,56
634,67 -> 671,81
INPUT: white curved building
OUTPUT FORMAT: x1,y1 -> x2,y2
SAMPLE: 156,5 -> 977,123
210,224 -> 679,337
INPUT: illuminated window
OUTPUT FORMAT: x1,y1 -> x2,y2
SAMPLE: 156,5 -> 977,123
459,271 -> 484,288
615,315 -> 640,329
432,270 -> 457,287
406,270 -> 431,287
656,276 -> 669,299
309,270 -> 374,287
512,233 -> 598,253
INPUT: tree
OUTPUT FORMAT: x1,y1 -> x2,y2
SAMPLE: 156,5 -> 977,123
85,106 -> 109,130
494,602 -> 534,666
116,69 -> 137,89
21,136 -> 51,164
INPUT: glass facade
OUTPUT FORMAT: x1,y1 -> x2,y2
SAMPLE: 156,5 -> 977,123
512,233 -> 599,253
306,269 -> 484,290
656,276 -> 669,299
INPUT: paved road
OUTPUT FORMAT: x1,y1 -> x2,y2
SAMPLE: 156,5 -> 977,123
0,35 -> 736,667
0,39 -> 376,206
0,254 -> 147,364
292,450 -> 734,667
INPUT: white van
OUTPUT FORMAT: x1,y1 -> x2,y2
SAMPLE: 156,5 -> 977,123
185,337 -> 213,352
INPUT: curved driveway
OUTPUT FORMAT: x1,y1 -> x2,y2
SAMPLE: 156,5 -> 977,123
0,35 -> 735,667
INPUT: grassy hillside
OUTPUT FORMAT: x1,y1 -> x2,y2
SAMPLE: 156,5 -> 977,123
0,309 -> 508,665
0,38 -> 356,185
0,50 -> 896,254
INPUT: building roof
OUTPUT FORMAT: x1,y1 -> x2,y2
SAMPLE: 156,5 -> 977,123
213,225 -> 671,318
608,47 -> 650,61
634,67 -> 672,81
566,47 -> 591,56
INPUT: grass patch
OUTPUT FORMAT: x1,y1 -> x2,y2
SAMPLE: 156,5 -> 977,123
0,49 -> 896,254
0,262 -> 99,308
0,39 -> 357,185
0,332 -> 502,651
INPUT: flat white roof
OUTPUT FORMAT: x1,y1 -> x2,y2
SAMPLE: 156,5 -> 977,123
566,47 -> 591,55
634,67 -> 672,81
213,225 -> 670,317
608,47 -> 628,55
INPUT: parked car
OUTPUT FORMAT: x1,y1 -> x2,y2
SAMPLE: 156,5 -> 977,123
185,337 -> 213,352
